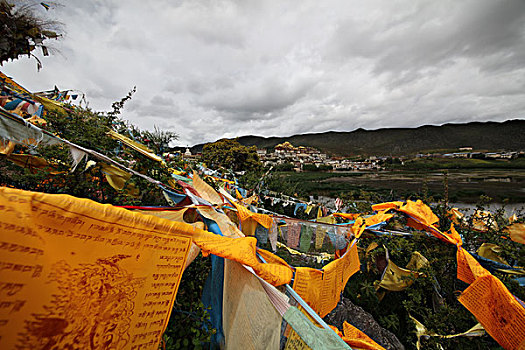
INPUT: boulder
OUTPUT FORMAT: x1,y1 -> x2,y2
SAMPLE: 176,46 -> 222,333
324,297 -> 405,350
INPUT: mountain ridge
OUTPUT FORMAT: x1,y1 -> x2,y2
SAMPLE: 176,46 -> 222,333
191,119 -> 525,156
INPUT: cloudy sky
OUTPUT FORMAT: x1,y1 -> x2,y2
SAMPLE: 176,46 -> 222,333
3,0 -> 525,146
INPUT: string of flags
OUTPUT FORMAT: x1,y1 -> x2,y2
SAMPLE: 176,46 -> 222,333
1,71 -> 524,349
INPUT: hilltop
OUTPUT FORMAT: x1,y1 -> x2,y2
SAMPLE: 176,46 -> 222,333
191,119 -> 525,156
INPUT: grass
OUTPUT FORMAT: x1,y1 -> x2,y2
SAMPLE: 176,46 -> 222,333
272,168 -> 525,203
398,157 -> 525,170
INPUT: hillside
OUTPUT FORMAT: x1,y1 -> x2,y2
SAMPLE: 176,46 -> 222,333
191,119 -> 525,156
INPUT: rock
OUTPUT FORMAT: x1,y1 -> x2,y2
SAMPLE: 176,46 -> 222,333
324,297 -> 405,350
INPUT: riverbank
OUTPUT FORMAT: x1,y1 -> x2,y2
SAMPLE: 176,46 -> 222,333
273,169 -> 525,204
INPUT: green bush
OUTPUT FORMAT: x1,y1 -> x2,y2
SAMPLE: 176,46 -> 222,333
275,162 -> 295,171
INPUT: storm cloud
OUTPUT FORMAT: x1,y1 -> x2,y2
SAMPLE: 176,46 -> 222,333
3,0 -> 525,146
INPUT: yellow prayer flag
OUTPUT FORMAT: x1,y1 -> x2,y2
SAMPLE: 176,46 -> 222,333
0,187 -> 192,350
505,223 -> 525,245
471,210 -> 498,232
0,140 -> 15,155
305,205 -> 313,215
99,162 -> 131,190
4,153 -> 54,173
406,251 -> 430,271
314,225 -> 326,250
375,251 -> 428,292
192,171 -> 223,205
107,130 -> 164,163
375,260 -> 421,292
476,243 -> 509,265
285,329 -> 313,350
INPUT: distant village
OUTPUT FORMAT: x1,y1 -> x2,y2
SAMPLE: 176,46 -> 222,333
177,143 -> 523,172
175,142 -> 381,171
257,142 -> 382,171
416,147 -> 523,160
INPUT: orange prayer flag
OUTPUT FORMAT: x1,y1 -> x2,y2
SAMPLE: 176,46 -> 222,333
191,229 -> 293,286
445,224 -> 463,246
371,201 -> 403,212
293,267 -> 324,314
231,200 -> 273,229
398,200 -> 439,227
456,248 -> 525,349
333,213 -> 361,220
364,211 -> 394,227
352,217 -> 366,238
456,248 -> 490,284
351,211 -> 394,238
292,241 -> 360,317
342,322 -> 385,350
458,274 -> 525,350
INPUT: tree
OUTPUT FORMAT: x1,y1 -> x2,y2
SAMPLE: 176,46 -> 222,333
141,125 -> 178,155
0,90 -> 175,206
0,1 -> 61,68
275,162 -> 294,172
202,139 -> 261,172
302,163 -> 318,172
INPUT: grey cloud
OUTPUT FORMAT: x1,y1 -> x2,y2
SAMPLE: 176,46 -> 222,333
330,1 -> 525,78
2,0 -> 524,146
199,71 -> 318,116
151,95 -> 174,105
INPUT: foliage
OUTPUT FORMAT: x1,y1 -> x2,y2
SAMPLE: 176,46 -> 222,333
396,157 -> 525,170
260,171 -> 524,349
263,173 -> 299,198
202,139 -> 262,172
380,157 -> 402,166
45,106 -> 117,151
274,162 -> 294,171
142,125 -> 178,155
0,92 -> 174,206
238,169 -> 264,192
302,163 -> 318,171
302,163 -> 334,172
268,169 -> 525,203
0,1 -> 61,68
107,86 -> 136,118
341,203 -> 524,350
